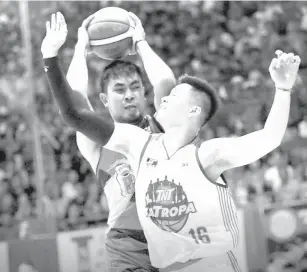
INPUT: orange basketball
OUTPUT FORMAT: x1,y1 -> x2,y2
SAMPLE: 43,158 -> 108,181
87,7 -> 135,60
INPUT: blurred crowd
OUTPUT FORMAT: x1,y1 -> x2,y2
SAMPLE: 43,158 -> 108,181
1,1 -> 307,270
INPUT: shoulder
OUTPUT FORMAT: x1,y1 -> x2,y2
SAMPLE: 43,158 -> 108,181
197,138 -> 229,166
198,137 -> 238,153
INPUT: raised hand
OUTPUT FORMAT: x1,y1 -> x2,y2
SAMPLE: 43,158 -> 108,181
269,50 -> 301,90
77,14 -> 95,52
41,12 -> 68,58
128,12 -> 146,55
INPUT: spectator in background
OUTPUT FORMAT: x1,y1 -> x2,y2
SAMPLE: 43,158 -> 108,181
61,170 -> 79,200
1,1 -> 307,237
60,199 -> 86,231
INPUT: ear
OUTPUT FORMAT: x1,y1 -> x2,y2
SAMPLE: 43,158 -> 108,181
189,106 -> 201,117
99,93 -> 108,107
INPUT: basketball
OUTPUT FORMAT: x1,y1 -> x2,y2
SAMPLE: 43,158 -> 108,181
87,7 -> 135,60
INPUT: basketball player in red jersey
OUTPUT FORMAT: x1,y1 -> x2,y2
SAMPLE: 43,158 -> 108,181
55,12 -> 174,272
41,12 -> 301,271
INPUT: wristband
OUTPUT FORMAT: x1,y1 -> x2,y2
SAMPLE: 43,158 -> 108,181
135,39 -> 146,48
276,87 -> 292,93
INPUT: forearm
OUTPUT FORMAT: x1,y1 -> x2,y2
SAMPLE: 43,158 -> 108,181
263,88 -> 291,144
44,57 -> 79,118
137,41 -> 174,84
44,56 -> 114,146
66,43 -> 88,96
210,88 -> 291,170
136,41 -> 175,108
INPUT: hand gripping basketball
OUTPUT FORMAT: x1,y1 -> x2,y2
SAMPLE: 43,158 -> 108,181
41,12 -> 68,58
76,14 -> 95,55
269,50 -> 301,91
128,12 -> 146,55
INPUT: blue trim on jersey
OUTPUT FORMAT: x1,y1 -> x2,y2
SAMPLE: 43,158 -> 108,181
95,146 -> 103,175
136,134 -> 153,176
227,251 -> 242,272
217,186 -> 239,248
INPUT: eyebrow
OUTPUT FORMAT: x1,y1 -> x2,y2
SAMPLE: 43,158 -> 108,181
130,80 -> 140,86
114,83 -> 125,87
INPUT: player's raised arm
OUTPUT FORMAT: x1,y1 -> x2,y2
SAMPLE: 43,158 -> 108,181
66,14 -> 102,171
41,12 -> 150,160
66,14 -> 96,110
200,51 -> 301,177
42,12 -> 114,147
128,12 -> 176,110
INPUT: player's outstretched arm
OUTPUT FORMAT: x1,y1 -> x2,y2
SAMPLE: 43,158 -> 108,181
66,14 -> 95,110
66,14 -> 102,172
129,12 -> 176,111
42,12 -> 114,147
199,51 -> 301,178
42,13 -> 151,165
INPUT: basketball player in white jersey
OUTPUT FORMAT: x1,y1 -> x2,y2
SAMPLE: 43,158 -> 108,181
60,12 -> 174,271
41,12 -> 301,271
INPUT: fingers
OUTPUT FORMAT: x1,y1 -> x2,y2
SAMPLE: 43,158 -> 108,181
128,11 -> 140,24
56,12 -> 62,31
269,58 -> 278,70
82,14 -> 95,28
46,21 -> 50,33
48,12 -> 67,33
288,53 -> 294,60
294,55 -> 301,66
51,13 -> 56,31
57,12 -> 67,32
275,50 -> 283,58
274,50 -> 301,68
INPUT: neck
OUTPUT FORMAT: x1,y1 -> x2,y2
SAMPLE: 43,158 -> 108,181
131,116 -> 146,127
162,126 -> 197,158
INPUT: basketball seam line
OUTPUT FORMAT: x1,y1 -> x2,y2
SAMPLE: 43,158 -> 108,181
89,29 -> 134,46
89,21 -> 135,28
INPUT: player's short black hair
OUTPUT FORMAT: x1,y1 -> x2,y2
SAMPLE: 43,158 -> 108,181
178,74 -> 220,124
100,60 -> 144,93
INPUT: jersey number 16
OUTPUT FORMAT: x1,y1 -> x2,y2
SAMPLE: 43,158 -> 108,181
189,226 -> 210,244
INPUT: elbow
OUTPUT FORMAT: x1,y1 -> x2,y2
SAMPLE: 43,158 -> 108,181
263,127 -> 285,149
162,72 -> 176,86
158,76 -> 176,92
265,134 -> 283,153
269,139 -> 282,152
61,109 -> 81,130
154,68 -> 176,87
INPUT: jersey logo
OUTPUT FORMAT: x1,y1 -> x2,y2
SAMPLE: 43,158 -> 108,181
145,176 -> 197,232
110,159 -> 135,197
146,157 -> 158,167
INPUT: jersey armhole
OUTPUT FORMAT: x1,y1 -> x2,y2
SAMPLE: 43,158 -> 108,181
95,146 -> 103,175
135,134 -> 153,176
194,143 -> 228,188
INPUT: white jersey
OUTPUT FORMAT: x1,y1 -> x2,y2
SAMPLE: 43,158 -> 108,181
96,148 -> 142,232
105,124 -> 240,269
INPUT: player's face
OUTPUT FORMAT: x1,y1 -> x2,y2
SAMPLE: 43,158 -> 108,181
156,83 -> 198,129
103,74 -> 146,123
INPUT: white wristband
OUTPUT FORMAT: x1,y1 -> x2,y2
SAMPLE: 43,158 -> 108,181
276,87 -> 292,93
